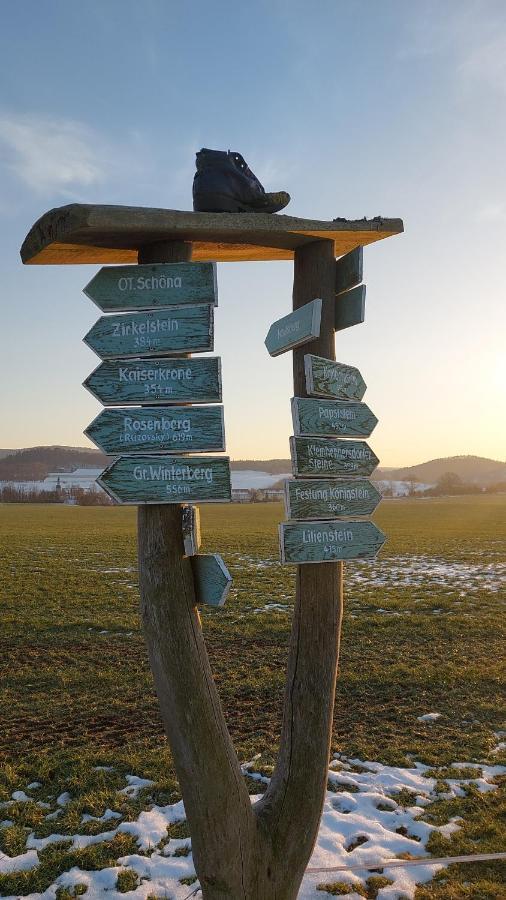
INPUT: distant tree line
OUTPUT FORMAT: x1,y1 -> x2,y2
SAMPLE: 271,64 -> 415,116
0,485 -> 113,505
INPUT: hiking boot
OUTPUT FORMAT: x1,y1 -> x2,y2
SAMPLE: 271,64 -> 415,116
193,148 -> 290,214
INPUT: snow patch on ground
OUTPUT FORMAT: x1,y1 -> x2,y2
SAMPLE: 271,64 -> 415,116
417,713 -> 442,723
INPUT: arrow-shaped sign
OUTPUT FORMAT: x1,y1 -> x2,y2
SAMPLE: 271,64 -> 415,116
279,519 -> 386,564
335,247 -> 363,295
290,436 -> 379,478
84,262 -> 218,312
83,357 -> 222,406
191,553 -> 232,606
84,305 -> 213,360
284,478 -> 381,520
97,455 -> 231,504
291,397 -> 377,438
335,284 -> 366,331
265,299 -> 322,357
85,406 -> 225,455
304,355 -> 366,401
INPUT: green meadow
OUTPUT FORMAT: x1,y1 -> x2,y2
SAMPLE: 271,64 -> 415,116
0,496 -> 504,898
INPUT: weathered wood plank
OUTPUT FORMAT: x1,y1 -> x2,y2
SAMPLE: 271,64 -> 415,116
84,262 -> 218,311
83,356 -> 222,406
191,553 -> 232,606
284,478 -> 381,520
84,305 -> 213,359
335,247 -> 363,294
290,436 -> 379,477
85,405 -> 225,455
291,397 -> 377,438
265,299 -> 322,357
304,355 -> 366,401
20,204 -> 404,265
279,519 -> 386,564
98,454 -> 231,504
182,505 -> 201,557
335,284 -> 366,331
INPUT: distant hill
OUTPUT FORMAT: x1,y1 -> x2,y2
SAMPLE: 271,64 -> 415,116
0,446 -> 109,482
375,455 -> 506,487
230,459 -> 291,473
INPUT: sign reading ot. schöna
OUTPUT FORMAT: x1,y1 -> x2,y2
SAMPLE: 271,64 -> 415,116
84,262 -> 218,312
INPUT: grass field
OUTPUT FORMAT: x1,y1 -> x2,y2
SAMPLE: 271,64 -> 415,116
0,496 -> 504,899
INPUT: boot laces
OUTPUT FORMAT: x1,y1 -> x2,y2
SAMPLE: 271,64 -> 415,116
229,151 -> 265,194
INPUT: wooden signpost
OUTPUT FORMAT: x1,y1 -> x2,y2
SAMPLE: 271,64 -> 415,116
304,354 -> 366,401
290,436 -> 379,477
291,397 -> 377,438
84,304 -> 214,359
85,405 -> 225,454
83,356 -> 222,406
279,519 -> 385,564
97,454 -> 231,504
21,205 -> 403,900
84,261 -> 218,311
264,298 -> 322,356
284,478 -> 381,520
334,284 -> 366,331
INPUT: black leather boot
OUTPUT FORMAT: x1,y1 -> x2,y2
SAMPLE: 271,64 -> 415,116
193,149 -> 290,214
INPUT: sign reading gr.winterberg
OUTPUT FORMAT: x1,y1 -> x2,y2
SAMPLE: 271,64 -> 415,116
84,305 -> 213,360
191,553 -> 232,606
85,406 -> 225,455
290,436 -> 379,477
265,298 -> 322,357
84,357 -> 222,406
279,519 -> 386,564
291,397 -> 377,439
304,355 -> 366,402
284,478 -> 381,520
98,455 -> 231,504
335,284 -> 366,332
83,262 -> 218,312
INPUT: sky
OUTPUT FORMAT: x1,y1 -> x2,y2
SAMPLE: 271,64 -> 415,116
0,0 -> 505,466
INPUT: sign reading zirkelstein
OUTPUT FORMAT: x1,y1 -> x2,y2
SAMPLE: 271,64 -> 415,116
279,519 -> 385,564
290,436 -> 379,477
84,262 -> 217,312
284,478 -> 381,520
86,406 -> 225,455
84,305 -> 213,359
84,357 -> 222,406
98,455 -> 231,504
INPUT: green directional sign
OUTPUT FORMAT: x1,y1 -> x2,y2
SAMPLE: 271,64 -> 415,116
83,262 -> 218,312
284,478 -> 381,520
335,247 -> 363,295
84,305 -> 213,360
84,357 -> 222,406
97,455 -> 231,504
292,397 -> 377,438
191,553 -> 232,606
304,355 -> 366,401
265,298 -> 322,357
85,406 -> 225,455
335,284 -> 366,331
290,436 -> 379,477
279,519 -> 386,564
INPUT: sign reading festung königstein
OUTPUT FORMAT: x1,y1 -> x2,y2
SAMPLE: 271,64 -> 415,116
284,478 -> 381,520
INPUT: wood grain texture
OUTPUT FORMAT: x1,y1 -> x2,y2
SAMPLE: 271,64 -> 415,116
291,435 -> 379,477
191,553 -> 232,606
83,356 -> 222,406
84,261 -> 218,311
279,519 -> 386,564
20,204 -> 403,264
335,284 -> 366,331
98,454 -> 231,504
264,298 -> 322,356
84,304 -> 214,360
335,246 -> 363,294
291,397 -> 377,438
304,354 -> 367,401
85,405 -> 225,455
182,505 -> 201,557
284,477 -> 382,520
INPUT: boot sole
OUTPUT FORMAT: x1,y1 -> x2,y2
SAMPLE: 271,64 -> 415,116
193,192 -> 287,214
